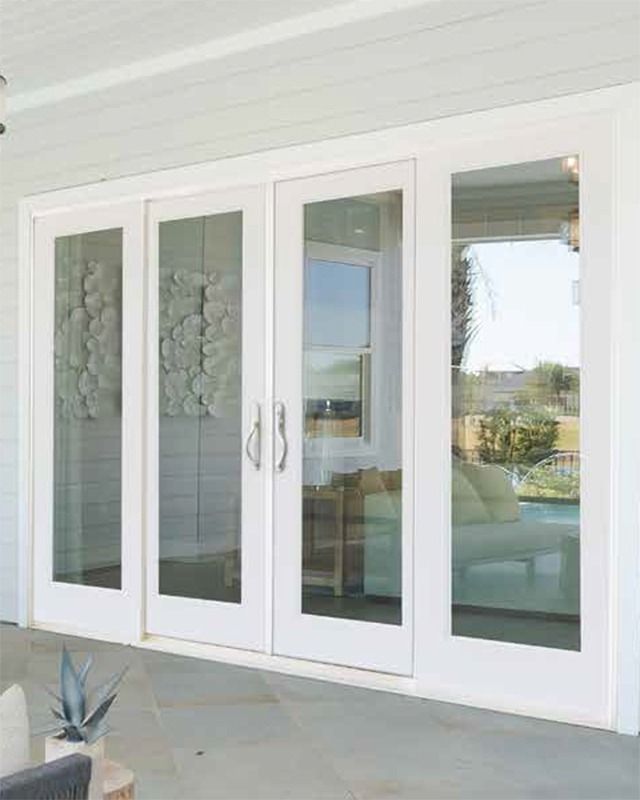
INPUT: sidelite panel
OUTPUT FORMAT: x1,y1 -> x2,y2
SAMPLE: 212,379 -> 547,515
451,157 -> 581,650
53,228 -> 123,588
158,212 -> 242,602
302,191 -> 403,625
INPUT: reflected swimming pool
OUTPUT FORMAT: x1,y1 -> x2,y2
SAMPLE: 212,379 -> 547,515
519,501 -> 580,525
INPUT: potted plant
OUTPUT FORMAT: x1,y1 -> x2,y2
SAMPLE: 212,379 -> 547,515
41,646 -> 126,800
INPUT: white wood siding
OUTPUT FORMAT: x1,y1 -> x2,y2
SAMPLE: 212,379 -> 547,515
0,0 -> 639,620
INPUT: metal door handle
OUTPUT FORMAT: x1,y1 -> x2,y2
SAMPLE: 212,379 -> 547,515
245,404 -> 261,470
274,401 -> 288,473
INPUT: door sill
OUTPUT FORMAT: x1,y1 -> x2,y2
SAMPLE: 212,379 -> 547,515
139,633 -> 417,696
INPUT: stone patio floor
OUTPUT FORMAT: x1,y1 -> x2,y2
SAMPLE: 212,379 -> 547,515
1,623 -> 638,799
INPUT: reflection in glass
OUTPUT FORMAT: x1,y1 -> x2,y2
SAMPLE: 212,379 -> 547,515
451,157 -> 581,650
302,191 -> 403,625
305,260 -> 371,348
53,229 -> 123,588
158,212 -> 242,602
305,352 -> 367,439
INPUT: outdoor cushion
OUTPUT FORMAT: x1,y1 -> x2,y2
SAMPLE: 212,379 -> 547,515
0,684 -> 30,778
452,465 -> 492,525
460,462 -> 520,523
0,753 -> 91,800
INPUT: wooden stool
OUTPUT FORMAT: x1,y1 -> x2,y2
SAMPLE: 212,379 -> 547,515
103,759 -> 134,800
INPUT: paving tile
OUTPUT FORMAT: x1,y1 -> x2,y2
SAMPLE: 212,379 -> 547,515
263,670 -> 395,706
2,623 -> 638,800
172,739 -> 353,800
106,731 -> 177,779
158,702 -> 298,749
149,663 -> 277,709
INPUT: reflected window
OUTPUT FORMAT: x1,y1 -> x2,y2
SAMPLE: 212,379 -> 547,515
304,255 -> 372,440
302,191 -> 403,625
451,157 -> 581,651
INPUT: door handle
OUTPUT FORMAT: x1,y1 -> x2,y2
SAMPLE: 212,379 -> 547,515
245,403 -> 261,470
274,401 -> 288,473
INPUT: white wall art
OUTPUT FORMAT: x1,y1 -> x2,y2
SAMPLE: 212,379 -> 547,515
54,258 -> 121,419
159,268 -> 240,417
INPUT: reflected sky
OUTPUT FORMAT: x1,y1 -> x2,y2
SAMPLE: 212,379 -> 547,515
464,240 -> 580,372
304,259 -> 371,348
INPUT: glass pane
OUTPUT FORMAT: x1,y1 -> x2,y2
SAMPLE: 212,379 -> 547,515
305,197 -> 380,250
158,212 -> 242,602
305,260 -> 371,347
451,157 -> 581,650
304,352 -> 367,439
53,228 -> 123,588
302,191 -> 403,625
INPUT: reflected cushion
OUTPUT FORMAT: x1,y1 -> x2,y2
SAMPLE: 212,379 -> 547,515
461,462 -> 520,522
452,466 -> 491,525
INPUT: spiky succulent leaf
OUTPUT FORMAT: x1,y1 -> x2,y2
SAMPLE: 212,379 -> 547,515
63,725 -> 84,743
77,655 -> 93,688
33,722 -> 67,736
82,692 -> 117,732
88,666 -> 127,712
43,648 -> 126,744
85,720 -> 110,745
42,684 -> 62,704
60,646 -> 85,727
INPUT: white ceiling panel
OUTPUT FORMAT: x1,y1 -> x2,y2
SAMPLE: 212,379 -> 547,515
0,0 -> 351,92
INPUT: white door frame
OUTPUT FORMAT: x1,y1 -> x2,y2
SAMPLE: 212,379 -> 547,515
30,203 -> 144,642
18,84 -> 640,732
415,117 -> 615,727
272,160 -> 415,675
144,187 -> 267,651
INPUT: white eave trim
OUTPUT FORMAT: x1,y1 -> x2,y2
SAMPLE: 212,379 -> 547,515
8,0 -> 431,114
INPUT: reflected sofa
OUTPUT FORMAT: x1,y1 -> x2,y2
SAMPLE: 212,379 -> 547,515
361,462 -> 579,613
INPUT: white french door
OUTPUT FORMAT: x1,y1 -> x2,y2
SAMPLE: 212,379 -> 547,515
32,204 -> 143,640
414,119 -> 614,725
27,103 -> 624,728
272,162 -> 415,674
145,187 -> 266,651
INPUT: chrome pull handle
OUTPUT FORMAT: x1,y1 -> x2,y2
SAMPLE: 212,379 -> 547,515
245,403 -> 261,470
274,401 -> 288,473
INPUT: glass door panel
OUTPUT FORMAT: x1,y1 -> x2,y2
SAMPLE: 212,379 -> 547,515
451,157 -> 581,650
158,212 -> 243,604
32,204 -> 142,641
302,194 -> 402,626
416,125 -> 612,725
53,228 -> 123,589
273,162 -> 414,674
146,188 -> 265,651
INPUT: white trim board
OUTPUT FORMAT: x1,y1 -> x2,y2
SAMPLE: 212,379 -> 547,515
17,83 -> 640,734
8,0 -> 434,113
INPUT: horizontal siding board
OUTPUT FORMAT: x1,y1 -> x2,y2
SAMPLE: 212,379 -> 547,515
3,0 -> 331,92
3,48 -> 639,195
7,0 -> 548,141
7,1 -> 529,105
6,5 -> 640,164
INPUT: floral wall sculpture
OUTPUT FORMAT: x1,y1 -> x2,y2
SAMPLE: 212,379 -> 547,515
159,268 -> 241,418
54,256 -> 122,420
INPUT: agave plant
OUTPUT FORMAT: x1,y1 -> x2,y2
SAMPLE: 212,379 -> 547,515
42,646 -> 127,744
